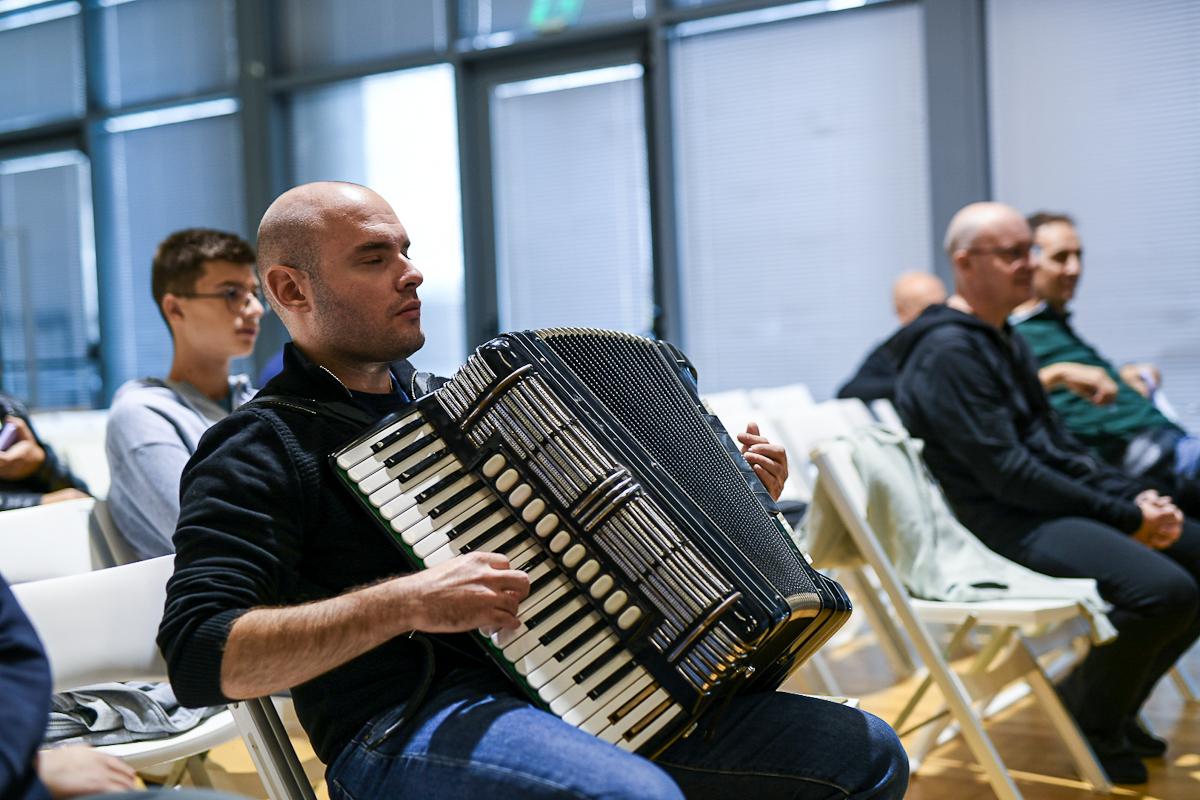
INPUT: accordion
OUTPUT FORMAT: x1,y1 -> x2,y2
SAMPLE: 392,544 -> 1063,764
332,329 -> 850,757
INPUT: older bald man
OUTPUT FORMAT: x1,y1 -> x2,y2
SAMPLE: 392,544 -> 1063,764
157,182 -> 907,800
890,201 -> 1200,784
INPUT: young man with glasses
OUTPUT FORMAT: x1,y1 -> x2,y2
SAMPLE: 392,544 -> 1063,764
888,201 -> 1200,784
104,229 -> 263,560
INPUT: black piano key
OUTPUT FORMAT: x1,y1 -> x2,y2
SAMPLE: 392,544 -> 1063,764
484,529 -> 527,557
574,642 -> 622,684
458,518 -> 517,553
431,481 -> 483,518
525,591 -> 575,629
539,604 -> 593,647
528,569 -> 559,595
396,448 -> 447,482
521,552 -> 549,572
384,433 -> 439,469
588,658 -> 640,701
414,468 -> 466,503
371,418 -> 425,453
446,501 -> 504,542
555,620 -> 606,662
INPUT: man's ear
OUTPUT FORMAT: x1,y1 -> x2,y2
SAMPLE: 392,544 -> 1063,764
265,264 -> 313,313
162,294 -> 184,324
951,249 -> 971,275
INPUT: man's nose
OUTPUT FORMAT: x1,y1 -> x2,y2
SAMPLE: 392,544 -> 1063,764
398,260 -> 424,290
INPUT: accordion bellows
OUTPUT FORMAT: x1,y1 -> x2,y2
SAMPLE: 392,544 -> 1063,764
333,328 -> 850,757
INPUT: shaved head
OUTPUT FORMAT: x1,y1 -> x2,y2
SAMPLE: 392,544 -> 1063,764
892,271 -> 946,325
943,201 -> 1025,257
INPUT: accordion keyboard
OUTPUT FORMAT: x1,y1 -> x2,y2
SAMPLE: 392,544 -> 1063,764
336,413 -> 687,752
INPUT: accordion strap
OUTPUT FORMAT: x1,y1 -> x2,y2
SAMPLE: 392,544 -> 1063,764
242,395 -> 376,428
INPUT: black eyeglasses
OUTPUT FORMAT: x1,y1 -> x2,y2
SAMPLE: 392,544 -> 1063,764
966,244 -> 1033,264
175,286 -> 269,315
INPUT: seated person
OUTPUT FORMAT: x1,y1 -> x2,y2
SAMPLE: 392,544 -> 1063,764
157,182 -> 909,800
0,394 -> 89,512
1011,211 -> 1200,513
1,571 -> 245,799
837,271 -> 946,402
891,201 -> 1200,784
105,229 -> 261,560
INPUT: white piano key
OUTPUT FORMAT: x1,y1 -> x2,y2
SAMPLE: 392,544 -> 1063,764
619,702 -> 686,753
579,672 -> 655,735
346,423 -> 435,481
564,668 -> 649,728
550,649 -> 632,718
422,542 -> 455,566
517,611 -> 603,683
396,493 -> 493,547
598,688 -> 672,746
335,417 -> 426,470
377,461 -> 461,519
388,475 -> 479,528
362,444 -> 451,500
537,633 -> 620,705
502,596 -> 586,663
491,583 -> 570,650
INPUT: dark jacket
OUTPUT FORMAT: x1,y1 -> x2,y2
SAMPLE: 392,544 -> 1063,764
837,332 -> 901,403
157,344 -> 480,765
888,304 -> 1144,547
1,572 -> 52,800
0,395 -> 89,512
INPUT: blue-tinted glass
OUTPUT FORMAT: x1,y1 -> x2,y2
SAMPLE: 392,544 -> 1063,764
97,0 -> 238,109
0,4 -> 84,132
0,152 -> 100,409
275,0 -> 446,73
460,0 -> 648,43
96,110 -> 246,393
287,65 -> 467,378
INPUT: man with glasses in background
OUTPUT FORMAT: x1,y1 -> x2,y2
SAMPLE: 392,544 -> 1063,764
889,201 -> 1200,784
105,229 -> 262,560
1011,211 -> 1200,515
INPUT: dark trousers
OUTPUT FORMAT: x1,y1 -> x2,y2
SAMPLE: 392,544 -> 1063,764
987,517 -> 1200,737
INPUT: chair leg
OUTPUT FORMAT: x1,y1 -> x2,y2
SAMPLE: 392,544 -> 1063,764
844,568 -> 916,678
1024,653 -> 1112,793
231,699 -> 317,800
186,753 -> 215,788
1170,665 -> 1199,703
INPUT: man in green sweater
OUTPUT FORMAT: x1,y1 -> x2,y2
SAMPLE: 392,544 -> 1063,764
1011,211 -> 1199,513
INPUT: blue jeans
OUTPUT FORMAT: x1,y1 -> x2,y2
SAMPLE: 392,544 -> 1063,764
327,667 -> 907,800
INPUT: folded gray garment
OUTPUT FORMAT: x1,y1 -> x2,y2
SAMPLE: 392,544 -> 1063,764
44,682 -> 222,746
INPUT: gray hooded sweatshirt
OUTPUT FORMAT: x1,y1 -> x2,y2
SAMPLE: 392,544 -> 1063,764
105,376 -> 254,560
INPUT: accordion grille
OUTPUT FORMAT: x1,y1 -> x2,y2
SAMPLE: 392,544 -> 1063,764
537,328 -> 816,599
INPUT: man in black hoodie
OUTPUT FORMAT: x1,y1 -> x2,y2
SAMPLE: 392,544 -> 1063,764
891,201 -> 1200,784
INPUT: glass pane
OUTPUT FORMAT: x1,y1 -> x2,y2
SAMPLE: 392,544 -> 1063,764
0,152 -> 100,409
0,4 -> 84,132
96,109 -> 246,392
288,65 -> 466,378
490,65 -> 653,335
461,0 -> 648,44
275,0 -> 446,73
97,0 -> 238,109
988,0 -> 1200,431
672,2 -> 930,396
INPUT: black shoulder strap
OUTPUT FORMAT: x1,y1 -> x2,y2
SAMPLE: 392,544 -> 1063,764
241,395 -> 376,428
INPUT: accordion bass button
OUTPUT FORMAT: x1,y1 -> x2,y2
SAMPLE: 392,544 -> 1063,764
576,559 -> 600,582
603,590 -> 628,615
495,469 -> 519,492
590,575 -> 614,598
549,531 -> 572,553
535,515 -> 559,537
562,544 -> 586,568
616,606 -> 642,630
482,453 -> 507,477
509,484 -> 533,507
520,498 -> 546,522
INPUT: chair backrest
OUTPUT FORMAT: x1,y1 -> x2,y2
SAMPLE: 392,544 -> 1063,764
90,497 -> 140,567
869,398 -> 905,431
28,409 -> 111,498
11,556 -> 173,691
747,383 -> 814,415
0,498 -> 100,583
703,388 -> 809,502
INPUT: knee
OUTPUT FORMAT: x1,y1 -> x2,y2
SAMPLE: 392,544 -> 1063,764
1149,571 -> 1200,620
859,711 -> 910,800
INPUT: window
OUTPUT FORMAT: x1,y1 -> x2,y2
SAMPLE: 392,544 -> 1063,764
96,0 -> 239,109
0,151 -> 99,408
490,65 -> 654,335
288,65 -> 467,377
671,2 -> 930,395
461,0 -> 648,45
275,0 -> 447,73
0,3 -> 84,132
96,102 -> 247,392
988,0 -> 1200,430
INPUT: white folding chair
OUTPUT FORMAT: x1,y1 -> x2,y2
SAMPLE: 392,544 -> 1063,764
28,409 -> 111,498
229,698 -> 318,800
811,439 -> 1112,798
0,498 -> 103,582
9,558 -> 243,785
869,398 -> 905,430
89,497 -> 140,567
703,388 -> 809,503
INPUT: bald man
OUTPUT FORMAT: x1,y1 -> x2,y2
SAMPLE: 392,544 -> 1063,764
837,271 -> 946,402
157,182 -> 907,800
889,201 -> 1200,784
